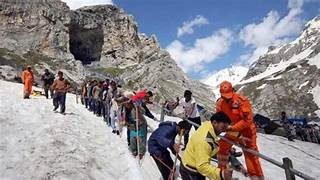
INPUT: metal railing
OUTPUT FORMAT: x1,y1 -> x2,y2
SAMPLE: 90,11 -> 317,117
159,106 -> 316,180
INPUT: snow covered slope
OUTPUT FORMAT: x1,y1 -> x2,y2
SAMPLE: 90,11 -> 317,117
1,80 -> 319,180
237,16 -> 320,119
0,80 -> 142,180
203,66 -> 248,87
202,65 -> 248,97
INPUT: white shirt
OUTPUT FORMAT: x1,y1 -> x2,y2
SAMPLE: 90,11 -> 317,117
181,97 -> 199,118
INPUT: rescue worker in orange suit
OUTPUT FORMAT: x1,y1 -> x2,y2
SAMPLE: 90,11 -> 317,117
216,81 -> 264,180
21,65 -> 34,99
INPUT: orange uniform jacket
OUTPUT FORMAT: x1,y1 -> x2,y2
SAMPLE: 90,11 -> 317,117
21,70 -> 34,94
216,93 -> 256,134
216,93 -> 264,177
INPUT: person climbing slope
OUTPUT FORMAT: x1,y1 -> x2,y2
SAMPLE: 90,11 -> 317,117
21,65 -> 34,99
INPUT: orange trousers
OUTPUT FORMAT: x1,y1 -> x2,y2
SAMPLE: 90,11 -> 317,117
24,80 -> 33,97
218,131 -> 264,177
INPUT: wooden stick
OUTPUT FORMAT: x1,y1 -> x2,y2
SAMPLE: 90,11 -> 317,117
169,130 -> 184,180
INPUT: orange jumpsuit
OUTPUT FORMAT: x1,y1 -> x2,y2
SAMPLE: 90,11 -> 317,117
216,93 -> 263,177
21,70 -> 34,97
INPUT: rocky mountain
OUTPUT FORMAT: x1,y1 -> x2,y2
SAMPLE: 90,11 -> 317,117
202,65 -> 248,97
237,16 -> 320,120
0,0 -> 215,108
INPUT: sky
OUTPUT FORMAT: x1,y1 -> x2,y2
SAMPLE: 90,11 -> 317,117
61,0 -> 320,80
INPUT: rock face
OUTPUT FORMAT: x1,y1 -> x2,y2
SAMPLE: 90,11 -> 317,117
0,0 -> 71,58
0,0 -> 215,108
238,16 -> 320,120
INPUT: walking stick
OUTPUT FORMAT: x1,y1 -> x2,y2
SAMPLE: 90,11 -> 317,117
135,105 -> 141,165
169,129 -> 184,180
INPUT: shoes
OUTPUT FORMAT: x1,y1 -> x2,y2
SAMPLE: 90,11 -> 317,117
116,130 -> 120,135
139,154 -> 144,159
53,106 -> 58,111
112,130 -> 116,134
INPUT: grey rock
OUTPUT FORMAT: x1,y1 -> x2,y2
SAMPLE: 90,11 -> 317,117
238,16 -> 320,120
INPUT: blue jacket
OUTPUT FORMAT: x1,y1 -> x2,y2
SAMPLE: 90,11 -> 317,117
148,121 -> 178,156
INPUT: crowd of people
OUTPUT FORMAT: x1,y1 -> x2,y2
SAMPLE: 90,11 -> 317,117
21,66 -> 71,114
22,65 -> 267,180
78,79 -> 265,180
79,78 -> 158,160
280,112 -> 320,143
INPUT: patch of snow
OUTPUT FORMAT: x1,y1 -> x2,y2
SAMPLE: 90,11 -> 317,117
298,81 -> 309,89
202,66 -> 248,87
305,16 -> 320,30
311,85 -> 320,117
265,76 -> 282,81
308,54 -> 320,69
202,65 -> 248,97
0,65 -> 17,80
257,84 -> 267,90
0,80 -> 143,180
309,121 -> 320,126
267,45 -> 284,55
237,85 -> 245,92
314,110 -> 320,118
240,47 -> 313,84
290,16 -> 320,45
284,45 -> 293,54
288,67 -> 297,72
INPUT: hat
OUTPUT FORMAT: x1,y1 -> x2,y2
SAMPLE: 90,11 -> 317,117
210,111 -> 231,124
220,81 -> 233,99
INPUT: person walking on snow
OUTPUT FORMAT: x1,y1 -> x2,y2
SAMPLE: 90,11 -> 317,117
41,69 -> 54,99
101,79 -> 110,123
88,80 -> 96,112
52,71 -> 70,114
180,112 -> 233,180
124,90 -> 153,159
92,81 -> 103,116
107,81 -> 124,135
216,81 -> 264,180
81,81 -> 88,107
148,121 -> 189,180
21,65 -> 34,99
181,90 -> 201,149
123,99 -> 148,159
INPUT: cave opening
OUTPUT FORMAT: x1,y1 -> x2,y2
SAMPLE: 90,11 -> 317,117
69,23 -> 104,64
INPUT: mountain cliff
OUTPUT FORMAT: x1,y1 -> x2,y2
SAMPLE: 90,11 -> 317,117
0,0 -> 215,108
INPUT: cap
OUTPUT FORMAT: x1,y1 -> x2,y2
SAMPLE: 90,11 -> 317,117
220,81 -> 233,99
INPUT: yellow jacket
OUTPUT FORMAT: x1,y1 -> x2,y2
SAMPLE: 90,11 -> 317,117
182,121 -> 222,180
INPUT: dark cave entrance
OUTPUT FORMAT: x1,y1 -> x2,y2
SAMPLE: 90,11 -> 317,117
69,23 -> 104,64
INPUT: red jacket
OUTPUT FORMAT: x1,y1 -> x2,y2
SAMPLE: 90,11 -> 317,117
131,90 -> 147,102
